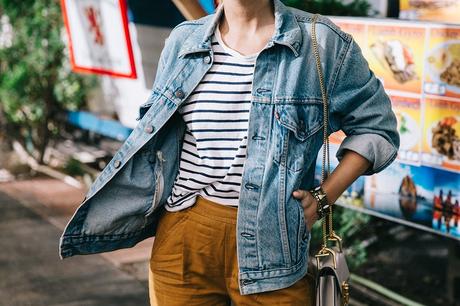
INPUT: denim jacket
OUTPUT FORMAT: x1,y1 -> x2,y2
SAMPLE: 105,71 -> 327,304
59,0 -> 400,295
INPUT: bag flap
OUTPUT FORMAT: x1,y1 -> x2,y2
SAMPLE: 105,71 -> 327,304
315,246 -> 350,292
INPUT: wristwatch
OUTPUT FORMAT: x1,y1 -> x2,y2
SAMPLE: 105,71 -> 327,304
308,185 -> 331,219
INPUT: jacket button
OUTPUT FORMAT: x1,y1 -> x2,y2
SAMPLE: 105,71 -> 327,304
204,55 -> 211,64
241,232 -> 254,238
114,160 -> 122,169
245,182 -> 258,190
175,89 -> 185,99
144,125 -> 155,134
252,134 -> 265,140
256,88 -> 271,94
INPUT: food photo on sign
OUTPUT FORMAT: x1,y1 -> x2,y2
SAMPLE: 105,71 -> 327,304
422,98 -> 460,172
424,25 -> 460,98
390,95 -> 422,164
366,22 -> 426,93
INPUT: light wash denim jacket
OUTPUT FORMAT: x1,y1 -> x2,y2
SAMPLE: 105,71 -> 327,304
59,0 -> 400,295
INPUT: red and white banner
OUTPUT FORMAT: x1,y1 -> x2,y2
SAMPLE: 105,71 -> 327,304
60,0 -> 137,79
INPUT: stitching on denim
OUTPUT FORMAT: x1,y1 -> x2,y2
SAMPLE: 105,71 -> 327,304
328,37 -> 353,132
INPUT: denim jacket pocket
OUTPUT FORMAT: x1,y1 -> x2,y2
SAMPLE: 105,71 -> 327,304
144,150 -> 166,220
272,102 -> 324,172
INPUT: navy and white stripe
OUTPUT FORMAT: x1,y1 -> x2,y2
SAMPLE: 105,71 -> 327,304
165,25 -> 259,211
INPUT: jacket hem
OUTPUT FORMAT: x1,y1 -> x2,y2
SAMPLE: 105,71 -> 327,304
238,252 -> 310,295
59,224 -> 157,259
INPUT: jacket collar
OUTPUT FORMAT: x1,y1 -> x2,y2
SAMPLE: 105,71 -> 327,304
178,0 -> 303,58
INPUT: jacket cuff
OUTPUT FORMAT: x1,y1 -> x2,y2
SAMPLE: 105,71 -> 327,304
335,133 -> 398,176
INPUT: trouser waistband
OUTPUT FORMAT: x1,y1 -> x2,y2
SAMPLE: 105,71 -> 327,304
188,194 -> 238,225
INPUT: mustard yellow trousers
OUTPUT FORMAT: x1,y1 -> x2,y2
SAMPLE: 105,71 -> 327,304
148,195 -> 315,305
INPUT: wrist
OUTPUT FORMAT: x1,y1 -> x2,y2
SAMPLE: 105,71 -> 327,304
321,181 -> 336,206
309,185 -> 331,219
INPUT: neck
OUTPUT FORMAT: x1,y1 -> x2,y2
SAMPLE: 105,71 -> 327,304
219,0 -> 274,36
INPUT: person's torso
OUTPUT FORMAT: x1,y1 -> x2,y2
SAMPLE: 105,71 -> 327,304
59,0 -> 363,295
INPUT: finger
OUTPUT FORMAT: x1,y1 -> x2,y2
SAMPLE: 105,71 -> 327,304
292,189 -> 308,199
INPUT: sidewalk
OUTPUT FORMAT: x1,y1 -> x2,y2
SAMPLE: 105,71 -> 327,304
0,189 -> 150,306
0,177 -> 154,305
0,177 -> 154,276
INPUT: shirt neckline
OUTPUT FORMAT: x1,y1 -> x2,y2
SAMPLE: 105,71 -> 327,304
214,25 -> 260,62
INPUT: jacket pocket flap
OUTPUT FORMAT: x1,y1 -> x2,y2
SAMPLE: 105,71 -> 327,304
274,103 -> 324,141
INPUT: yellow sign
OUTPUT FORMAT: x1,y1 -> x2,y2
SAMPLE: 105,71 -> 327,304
400,0 -> 460,24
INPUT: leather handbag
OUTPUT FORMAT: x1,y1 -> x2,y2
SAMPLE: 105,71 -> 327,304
310,13 -> 351,306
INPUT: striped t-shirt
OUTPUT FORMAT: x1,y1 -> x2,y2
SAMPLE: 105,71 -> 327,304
165,25 -> 261,211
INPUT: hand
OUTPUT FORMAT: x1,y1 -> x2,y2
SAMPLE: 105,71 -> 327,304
292,189 -> 319,232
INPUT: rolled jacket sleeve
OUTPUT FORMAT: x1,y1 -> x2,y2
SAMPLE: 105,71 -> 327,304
335,133 -> 398,175
329,37 -> 400,175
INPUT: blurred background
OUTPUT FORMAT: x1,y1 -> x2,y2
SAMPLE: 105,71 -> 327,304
0,0 -> 459,305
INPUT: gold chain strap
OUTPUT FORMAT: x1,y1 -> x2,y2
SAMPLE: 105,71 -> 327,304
311,14 -> 335,248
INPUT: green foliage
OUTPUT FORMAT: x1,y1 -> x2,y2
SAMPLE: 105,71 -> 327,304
63,158 -> 85,177
0,0 -> 97,163
283,0 -> 377,17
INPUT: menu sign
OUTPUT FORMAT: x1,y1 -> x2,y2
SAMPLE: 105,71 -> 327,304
324,17 -> 460,240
